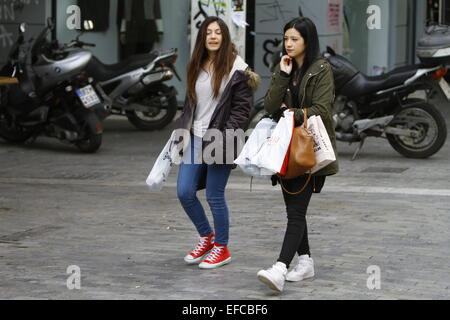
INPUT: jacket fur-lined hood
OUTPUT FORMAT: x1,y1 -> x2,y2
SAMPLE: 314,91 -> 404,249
244,69 -> 261,92
230,55 -> 261,92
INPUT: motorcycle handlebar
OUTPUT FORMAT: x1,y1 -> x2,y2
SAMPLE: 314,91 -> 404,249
64,40 -> 96,49
32,25 -> 51,48
79,41 -> 96,48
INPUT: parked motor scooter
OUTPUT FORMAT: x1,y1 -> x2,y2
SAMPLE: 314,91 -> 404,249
0,20 -> 105,153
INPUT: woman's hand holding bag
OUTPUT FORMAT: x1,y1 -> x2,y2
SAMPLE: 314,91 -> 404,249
279,108 -> 317,195
250,110 -> 295,175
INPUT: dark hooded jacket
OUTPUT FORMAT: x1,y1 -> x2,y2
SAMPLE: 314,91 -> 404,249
175,55 -> 260,190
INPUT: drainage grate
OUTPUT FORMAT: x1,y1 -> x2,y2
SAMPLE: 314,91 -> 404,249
361,167 -> 409,174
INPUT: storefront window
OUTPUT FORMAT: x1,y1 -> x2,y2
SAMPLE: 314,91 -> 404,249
426,0 -> 450,25
55,0 -> 189,99
117,0 -> 162,60
443,0 -> 450,24
78,0 -> 110,32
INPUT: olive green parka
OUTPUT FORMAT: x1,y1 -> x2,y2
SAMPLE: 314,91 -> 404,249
264,58 -> 339,176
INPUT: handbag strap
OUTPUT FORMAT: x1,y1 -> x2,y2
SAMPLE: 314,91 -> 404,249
280,173 -> 312,195
302,107 -> 308,128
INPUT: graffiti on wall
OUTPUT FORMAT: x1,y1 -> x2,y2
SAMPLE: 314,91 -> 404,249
262,38 -> 281,69
193,0 -> 227,29
0,0 -> 44,64
0,1 -> 14,22
0,24 -> 13,47
190,0 -> 246,57
255,1 -> 293,73
1,0 -> 17,49
0,0 -> 41,22
255,1 -> 290,24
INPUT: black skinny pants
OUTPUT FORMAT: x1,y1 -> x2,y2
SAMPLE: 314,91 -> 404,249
277,175 -> 326,269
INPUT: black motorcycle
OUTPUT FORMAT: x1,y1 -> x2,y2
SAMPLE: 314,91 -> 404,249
324,45 -> 448,160
248,42 -> 449,160
0,21 -> 106,153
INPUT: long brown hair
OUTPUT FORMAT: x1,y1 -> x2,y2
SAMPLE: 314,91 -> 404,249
187,16 -> 237,108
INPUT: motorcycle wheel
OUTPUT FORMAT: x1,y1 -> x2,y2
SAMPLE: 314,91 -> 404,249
75,133 -> 102,153
0,90 -> 33,143
75,111 -> 103,153
387,99 -> 447,158
126,83 -> 178,131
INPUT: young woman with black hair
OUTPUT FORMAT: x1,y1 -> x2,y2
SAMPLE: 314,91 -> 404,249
257,17 -> 339,292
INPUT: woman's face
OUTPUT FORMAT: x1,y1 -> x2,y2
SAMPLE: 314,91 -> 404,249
205,22 -> 223,54
284,28 -> 306,59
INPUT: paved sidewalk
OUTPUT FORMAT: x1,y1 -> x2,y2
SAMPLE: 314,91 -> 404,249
1,102 -> 450,300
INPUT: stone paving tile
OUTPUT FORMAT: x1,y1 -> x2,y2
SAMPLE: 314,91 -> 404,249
1,102 -> 450,300
1,180 -> 449,300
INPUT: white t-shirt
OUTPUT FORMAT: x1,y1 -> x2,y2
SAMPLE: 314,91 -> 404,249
191,56 -> 249,138
191,70 -> 226,138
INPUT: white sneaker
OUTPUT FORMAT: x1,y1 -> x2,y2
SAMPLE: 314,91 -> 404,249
257,262 -> 287,292
286,255 -> 315,282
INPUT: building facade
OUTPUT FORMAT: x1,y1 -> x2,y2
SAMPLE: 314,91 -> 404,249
0,0 -> 447,101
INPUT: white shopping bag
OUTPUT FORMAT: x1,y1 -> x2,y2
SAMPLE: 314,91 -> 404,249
307,115 -> 336,174
146,131 -> 186,192
251,110 -> 294,175
234,117 -> 277,177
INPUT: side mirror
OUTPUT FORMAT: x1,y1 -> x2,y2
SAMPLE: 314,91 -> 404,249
326,46 -> 336,56
19,22 -> 27,34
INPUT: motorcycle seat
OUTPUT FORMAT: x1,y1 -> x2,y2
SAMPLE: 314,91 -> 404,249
340,64 -> 422,97
86,53 -> 158,82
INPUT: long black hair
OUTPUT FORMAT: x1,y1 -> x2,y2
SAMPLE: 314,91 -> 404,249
282,17 -> 321,82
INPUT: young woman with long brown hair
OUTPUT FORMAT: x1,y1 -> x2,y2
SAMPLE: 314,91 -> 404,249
175,16 -> 260,269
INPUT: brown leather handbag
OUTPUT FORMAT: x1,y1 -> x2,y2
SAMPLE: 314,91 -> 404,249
279,108 -> 316,195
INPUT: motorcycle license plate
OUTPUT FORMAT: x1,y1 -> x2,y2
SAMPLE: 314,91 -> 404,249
439,78 -> 450,100
76,85 -> 101,108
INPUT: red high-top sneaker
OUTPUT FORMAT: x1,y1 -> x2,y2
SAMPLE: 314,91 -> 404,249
198,243 -> 231,269
184,233 -> 215,265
